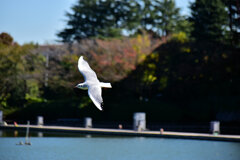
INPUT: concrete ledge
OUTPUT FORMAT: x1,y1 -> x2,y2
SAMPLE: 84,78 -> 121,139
1,124 -> 240,142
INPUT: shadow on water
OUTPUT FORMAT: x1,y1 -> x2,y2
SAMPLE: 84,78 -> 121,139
0,129 -> 134,138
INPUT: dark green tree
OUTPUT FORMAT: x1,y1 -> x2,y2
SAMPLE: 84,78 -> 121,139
223,0 -> 240,46
58,0 -> 188,42
0,32 -> 13,45
57,0 -> 140,42
155,0 -> 182,36
139,0 -> 156,30
190,0 -> 228,43
174,16 -> 192,38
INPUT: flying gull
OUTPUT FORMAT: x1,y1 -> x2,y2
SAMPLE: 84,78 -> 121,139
75,56 -> 112,111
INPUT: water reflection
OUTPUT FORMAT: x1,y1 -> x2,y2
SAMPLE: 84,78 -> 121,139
85,134 -> 92,138
0,129 -> 123,138
14,130 -> 18,137
37,132 -> 43,137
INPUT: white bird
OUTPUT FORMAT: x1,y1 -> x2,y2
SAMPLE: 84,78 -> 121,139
75,56 -> 112,111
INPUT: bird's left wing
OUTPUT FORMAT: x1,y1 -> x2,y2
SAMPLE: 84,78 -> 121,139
78,56 -> 98,82
88,85 -> 103,111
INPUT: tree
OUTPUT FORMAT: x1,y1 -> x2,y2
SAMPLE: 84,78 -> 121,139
190,0 -> 228,43
174,16 -> 192,38
58,0 -> 187,42
223,0 -> 240,46
0,33 -> 45,109
139,0 -> 156,30
57,0 -> 140,42
155,0 -> 182,36
0,32 -> 13,45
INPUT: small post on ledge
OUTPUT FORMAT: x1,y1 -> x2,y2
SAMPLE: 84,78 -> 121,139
210,121 -> 220,135
37,116 -> 44,126
84,117 -> 92,128
133,112 -> 146,131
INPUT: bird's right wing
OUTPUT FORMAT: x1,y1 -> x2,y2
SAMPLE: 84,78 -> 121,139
88,85 -> 103,111
78,56 -> 98,82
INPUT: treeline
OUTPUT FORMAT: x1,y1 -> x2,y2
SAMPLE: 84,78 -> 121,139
0,32 -> 162,120
0,33 -> 45,115
58,0 -> 190,41
58,0 -> 239,47
1,0 -> 240,122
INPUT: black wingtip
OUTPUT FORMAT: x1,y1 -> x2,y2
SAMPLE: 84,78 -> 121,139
101,102 -> 104,111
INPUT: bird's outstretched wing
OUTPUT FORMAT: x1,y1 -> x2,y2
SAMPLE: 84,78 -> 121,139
88,85 -> 103,111
78,56 -> 98,82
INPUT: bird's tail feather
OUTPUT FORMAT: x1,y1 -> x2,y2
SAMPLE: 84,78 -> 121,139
100,82 -> 112,88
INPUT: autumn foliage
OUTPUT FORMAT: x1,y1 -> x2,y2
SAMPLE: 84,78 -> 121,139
36,34 -> 162,95
75,34 -> 161,81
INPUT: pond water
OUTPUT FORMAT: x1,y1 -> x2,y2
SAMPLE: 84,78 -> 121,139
0,130 -> 240,160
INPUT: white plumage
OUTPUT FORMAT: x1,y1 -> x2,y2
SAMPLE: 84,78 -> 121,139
76,56 -> 112,111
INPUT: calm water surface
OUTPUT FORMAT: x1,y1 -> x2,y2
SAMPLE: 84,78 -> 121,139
0,130 -> 239,160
